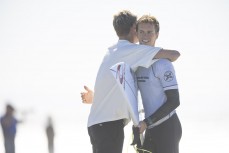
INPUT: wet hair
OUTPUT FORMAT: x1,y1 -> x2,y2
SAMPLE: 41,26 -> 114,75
113,10 -> 137,37
136,15 -> 160,33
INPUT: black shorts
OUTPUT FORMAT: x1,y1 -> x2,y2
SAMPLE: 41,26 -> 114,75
88,119 -> 124,153
139,114 -> 182,153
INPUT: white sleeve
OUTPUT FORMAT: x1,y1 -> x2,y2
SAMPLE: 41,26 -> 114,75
154,59 -> 178,90
128,45 -> 161,71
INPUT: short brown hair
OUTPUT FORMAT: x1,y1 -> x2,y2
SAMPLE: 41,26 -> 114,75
136,15 -> 160,33
113,10 -> 137,37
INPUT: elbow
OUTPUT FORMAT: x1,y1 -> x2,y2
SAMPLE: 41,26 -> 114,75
171,50 -> 181,62
171,96 -> 180,109
175,99 -> 180,108
174,92 -> 180,108
176,51 -> 181,58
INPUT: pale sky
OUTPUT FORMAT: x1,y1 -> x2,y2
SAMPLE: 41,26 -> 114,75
0,0 -> 229,153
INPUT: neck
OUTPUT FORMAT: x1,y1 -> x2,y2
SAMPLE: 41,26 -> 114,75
119,36 -> 134,43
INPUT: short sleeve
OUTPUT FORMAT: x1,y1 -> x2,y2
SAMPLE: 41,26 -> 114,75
153,59 -> 178,90
129,45 -> 161,71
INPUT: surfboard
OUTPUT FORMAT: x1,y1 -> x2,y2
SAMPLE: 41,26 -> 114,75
110,62 -> 139,126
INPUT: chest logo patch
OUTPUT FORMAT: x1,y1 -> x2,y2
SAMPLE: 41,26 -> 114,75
164,71 -> 173,82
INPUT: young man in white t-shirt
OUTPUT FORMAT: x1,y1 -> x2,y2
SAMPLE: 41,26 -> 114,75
81,10 -> 180,153
136,15 -> 182,153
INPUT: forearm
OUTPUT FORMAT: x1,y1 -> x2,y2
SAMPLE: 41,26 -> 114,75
154,49 -> 180,62
144,89 -> 180,127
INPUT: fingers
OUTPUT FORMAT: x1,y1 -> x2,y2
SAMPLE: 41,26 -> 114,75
81,85 -> 93,104
81,86 -> 88,103
81,97 -> 86,103
82,98 -> 86,103
81,92 -> 89,104
80,92 -> 86,103
84,85 -> 91,92
84,85 -> 89,91
139,121 -> 147,134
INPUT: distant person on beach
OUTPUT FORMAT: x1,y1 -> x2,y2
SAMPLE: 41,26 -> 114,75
0,104 -> 22,153
80,10 -> 180,153
136,14 -> 182,153
46,117 -> 55,153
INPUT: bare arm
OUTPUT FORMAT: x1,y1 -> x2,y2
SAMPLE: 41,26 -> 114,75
154,49 -> 180,62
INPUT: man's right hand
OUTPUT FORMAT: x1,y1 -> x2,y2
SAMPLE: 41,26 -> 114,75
139,121 -> 147,134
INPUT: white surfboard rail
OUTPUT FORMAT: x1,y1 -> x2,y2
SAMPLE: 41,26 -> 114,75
110,62 -> 139,126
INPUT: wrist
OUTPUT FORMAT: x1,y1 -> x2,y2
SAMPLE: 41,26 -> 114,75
143,121 -> 147,129
143,118 -> 153,127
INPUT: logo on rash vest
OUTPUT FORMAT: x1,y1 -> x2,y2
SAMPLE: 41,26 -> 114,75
116,64 -> 125,88
164,71 -> 173,82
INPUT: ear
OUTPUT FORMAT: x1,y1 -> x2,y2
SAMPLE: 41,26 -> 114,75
156,32 -> 159,39
130,25 -> 136,33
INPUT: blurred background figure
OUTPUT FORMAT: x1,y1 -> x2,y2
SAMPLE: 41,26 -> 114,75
46,116 -> 55,153
0,103 -> 21,153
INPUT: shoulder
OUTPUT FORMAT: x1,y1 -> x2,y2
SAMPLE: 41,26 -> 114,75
152,59 -> 175,75
156,59 -> 171,64
153,59 -> 172,68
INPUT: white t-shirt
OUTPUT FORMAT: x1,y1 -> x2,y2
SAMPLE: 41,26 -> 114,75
87,40 -> 161,127
136,59 -> 178,118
